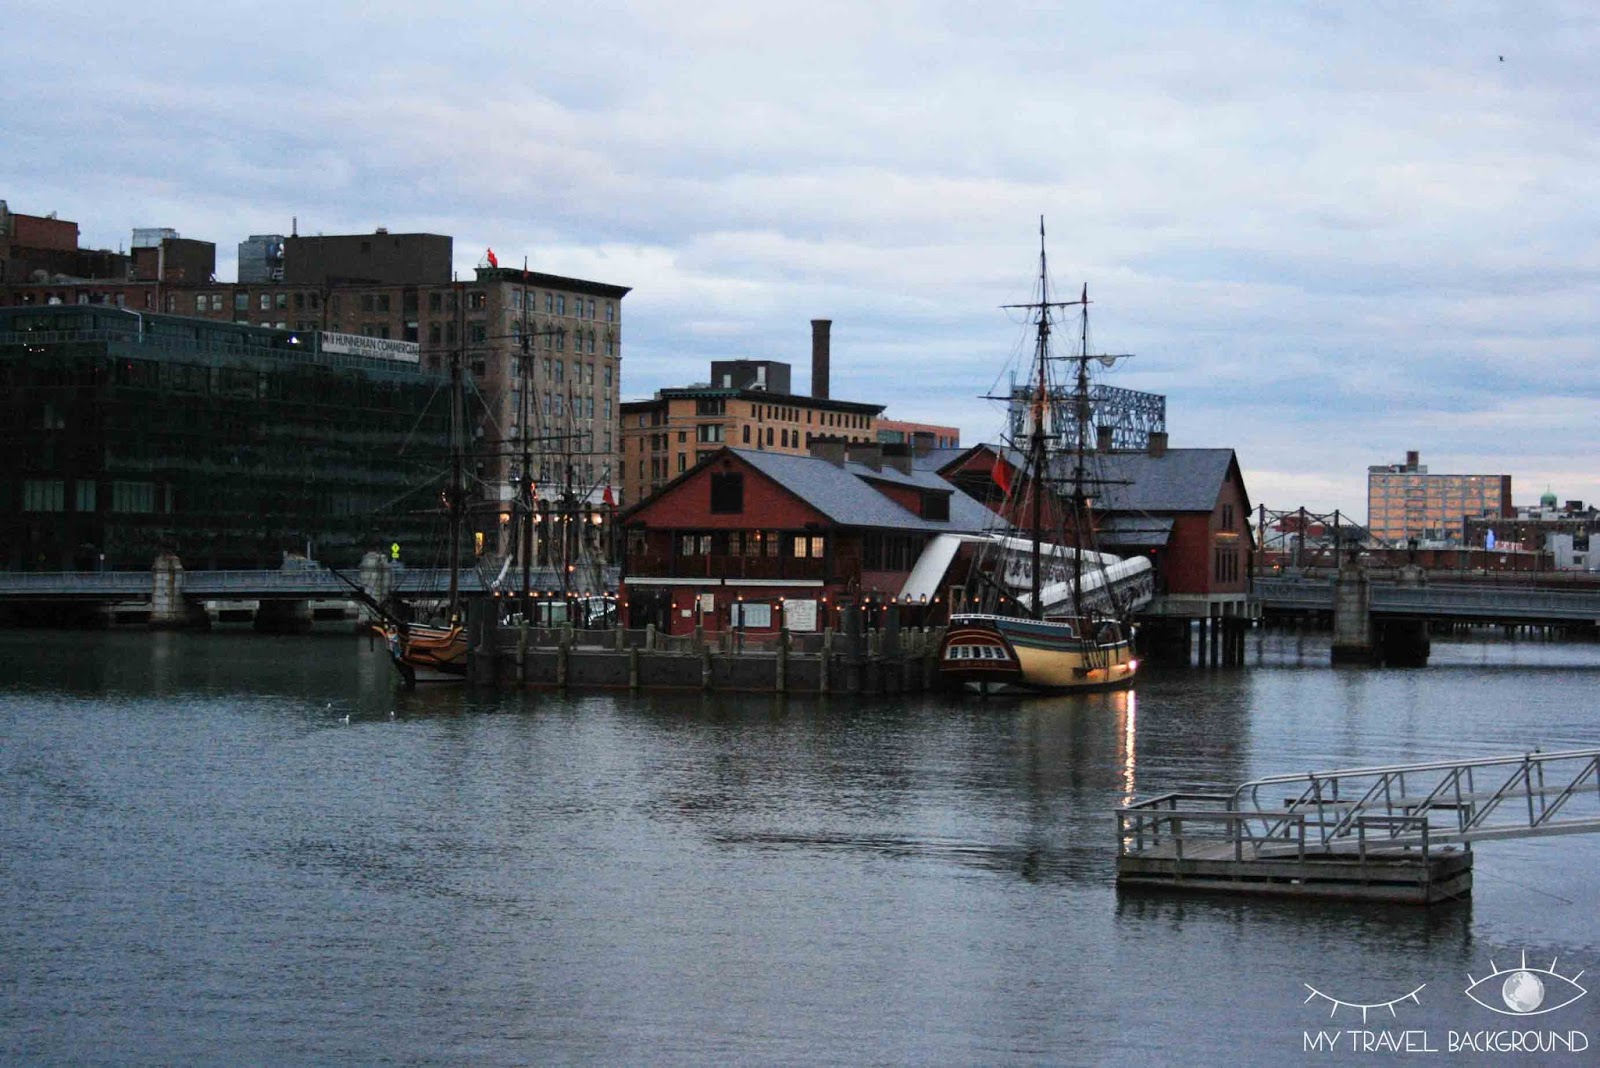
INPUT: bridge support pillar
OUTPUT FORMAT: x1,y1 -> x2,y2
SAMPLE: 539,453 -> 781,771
1330,558 -> 1374,664
254,599 -> 313,633
150,554 -> 208,629
357,551 -> 392,624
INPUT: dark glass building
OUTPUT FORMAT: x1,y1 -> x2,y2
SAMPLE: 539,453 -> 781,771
0,306 -> 458,571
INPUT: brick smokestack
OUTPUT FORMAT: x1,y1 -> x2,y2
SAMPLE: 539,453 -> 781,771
811,319 -> 831,400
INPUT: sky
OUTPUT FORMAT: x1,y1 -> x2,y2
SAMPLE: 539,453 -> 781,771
5,0 -> 1597,520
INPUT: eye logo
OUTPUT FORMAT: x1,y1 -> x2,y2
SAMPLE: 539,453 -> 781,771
1465,952 -> 1588,1016
1303,983 -> 1425,1023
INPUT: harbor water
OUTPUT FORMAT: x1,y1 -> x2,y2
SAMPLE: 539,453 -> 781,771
3,629 -> 1598,1064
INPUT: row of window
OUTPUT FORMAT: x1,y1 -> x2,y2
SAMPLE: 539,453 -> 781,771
675,531 -> 827,559
21,479 -> 163,514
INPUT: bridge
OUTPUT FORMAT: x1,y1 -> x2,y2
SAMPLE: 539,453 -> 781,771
0,567 -> 617,600
1117,748 -> 1600,903
0,564 -> 622,629
1255,575 -> 1600,626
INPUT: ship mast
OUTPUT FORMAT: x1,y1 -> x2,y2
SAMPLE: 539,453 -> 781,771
1071,284 -> 1089,623
1029,225 -> 1050,620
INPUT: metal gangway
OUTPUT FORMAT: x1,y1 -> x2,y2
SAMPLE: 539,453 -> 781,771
1119,748 -> 1600,863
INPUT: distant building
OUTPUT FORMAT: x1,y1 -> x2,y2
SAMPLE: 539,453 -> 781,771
0,201 -> 129,284
621,320 -> 885,507
1366,450 -> 1512,544
0,305 -> 454,570
283,229 -> 451,285
238,234 -> 286,283
877,417 -> 959,450
1465,492 -> 1597,570
130,228 -> 215,284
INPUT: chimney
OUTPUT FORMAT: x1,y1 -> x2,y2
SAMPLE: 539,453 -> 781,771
811,319 -> 831,399
1096,425 -> 1114,453
883,442 -> 914,475
1147,431 -> 1168,458
847,441 -> 883,471
809,436 -> 846,467
1406,449 -> 1420,469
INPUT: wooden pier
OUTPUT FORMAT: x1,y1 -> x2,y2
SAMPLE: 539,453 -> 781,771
466,616 -> 948,694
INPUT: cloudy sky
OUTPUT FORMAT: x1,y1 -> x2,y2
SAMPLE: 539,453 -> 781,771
6,1 -> 1597,518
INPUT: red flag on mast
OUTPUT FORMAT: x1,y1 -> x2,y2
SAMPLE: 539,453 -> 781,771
991,452 -> 1012,495
602,485 -> 616,506
486,247 -> 499,268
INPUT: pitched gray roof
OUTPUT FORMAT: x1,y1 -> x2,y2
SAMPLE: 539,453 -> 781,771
965,443 -> 1241,515
732,448 -> 995,532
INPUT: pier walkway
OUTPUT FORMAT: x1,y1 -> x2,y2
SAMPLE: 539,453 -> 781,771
1116,748 -> 1600,903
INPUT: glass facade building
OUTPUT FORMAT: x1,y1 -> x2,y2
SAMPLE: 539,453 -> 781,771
0,307 -> 459,571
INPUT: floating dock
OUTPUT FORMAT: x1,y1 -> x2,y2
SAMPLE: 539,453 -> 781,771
1116,749 -> 1600,905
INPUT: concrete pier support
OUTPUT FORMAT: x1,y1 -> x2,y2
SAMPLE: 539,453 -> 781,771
1330,558 -> 1374,664
357,551 -> 392,624
150,554 -> 208,629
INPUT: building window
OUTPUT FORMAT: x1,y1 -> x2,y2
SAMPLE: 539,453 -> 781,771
470,323 -> 487,344
765,427 -> 775,446
556,294 -> 566,315
742,425 -> 751,444
793,535 -> 825,559
276,292 -> 289,310
697,423 -> 724,443
710,471 -> 744,514
23,479 -> 65,512
74,480 -> 97,512
235,292 -> 249,312
605,301 -> 615,322
677,453 -> 686,473
111,480 -> 156,513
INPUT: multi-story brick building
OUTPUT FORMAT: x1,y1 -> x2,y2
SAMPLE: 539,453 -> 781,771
620,367 -> 883,507
620,320 -> 887,506
876,417 -> 960,450
1367,450 -> 1512,544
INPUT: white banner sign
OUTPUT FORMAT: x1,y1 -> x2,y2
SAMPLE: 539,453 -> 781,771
319,331 -> 421,362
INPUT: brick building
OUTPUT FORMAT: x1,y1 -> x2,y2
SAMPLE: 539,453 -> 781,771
621,320 -> 885,506
1367,450 -> 1512,544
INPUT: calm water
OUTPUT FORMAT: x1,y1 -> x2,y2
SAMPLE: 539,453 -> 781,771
2,628 -> 1598,1065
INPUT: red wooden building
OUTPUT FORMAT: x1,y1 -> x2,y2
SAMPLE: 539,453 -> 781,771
620,440 -> 995,636
938,433 -> 1254,624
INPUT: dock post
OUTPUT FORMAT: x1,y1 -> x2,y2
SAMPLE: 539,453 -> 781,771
517,617 -> 528,685
776,631 -> 788,693
701,643 -> 713,690
645,623 -> 656,651
628,646 -> 640,690
556,634 -> 569,689
820,627 -> 833,693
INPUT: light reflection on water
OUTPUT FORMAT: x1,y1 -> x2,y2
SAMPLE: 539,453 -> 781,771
1,628 -> 1597,1064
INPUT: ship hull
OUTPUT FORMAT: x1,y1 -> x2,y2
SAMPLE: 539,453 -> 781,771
379,623 -> 468,686
938,613 -> 1136,694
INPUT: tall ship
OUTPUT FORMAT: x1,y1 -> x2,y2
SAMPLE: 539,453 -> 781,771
938,224 -> 1154,694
